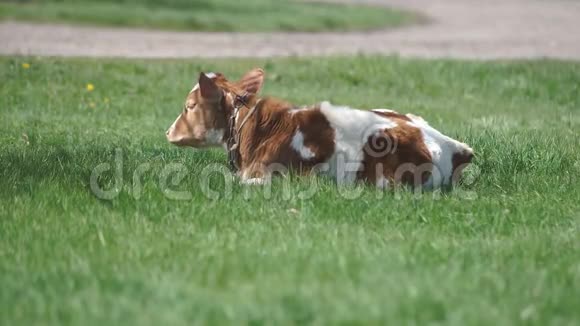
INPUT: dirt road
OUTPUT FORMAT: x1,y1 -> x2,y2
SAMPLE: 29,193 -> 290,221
1,0 -> 579,60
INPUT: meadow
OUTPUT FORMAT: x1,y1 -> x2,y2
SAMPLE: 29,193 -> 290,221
0,0 -> 413,32
1,56 -> 579,325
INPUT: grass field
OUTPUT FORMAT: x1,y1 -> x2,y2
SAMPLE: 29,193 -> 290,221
1,56 -> 579,325
0,0 -> 413,32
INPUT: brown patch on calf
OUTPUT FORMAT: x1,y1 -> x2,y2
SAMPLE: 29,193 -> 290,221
359,115 -> 432,187
234,100 -> 335,178
292,105 -> 335,166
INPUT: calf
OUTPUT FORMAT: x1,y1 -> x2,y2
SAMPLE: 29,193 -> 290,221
166,69 -> 474,190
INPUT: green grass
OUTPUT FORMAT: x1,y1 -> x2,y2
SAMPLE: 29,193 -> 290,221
0,0 -> 414,32
1,56 -> 580,325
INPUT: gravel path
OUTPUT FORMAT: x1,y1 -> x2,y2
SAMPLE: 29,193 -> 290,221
1,0 -> 579,60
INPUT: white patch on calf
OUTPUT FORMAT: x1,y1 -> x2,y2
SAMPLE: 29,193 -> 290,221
290,130 -> 316,160
319,101 -> 398,185
372,108 -> 396,113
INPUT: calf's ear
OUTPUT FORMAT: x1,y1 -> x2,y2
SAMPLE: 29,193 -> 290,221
198,72 -> 221,99
237,68 -> 265,95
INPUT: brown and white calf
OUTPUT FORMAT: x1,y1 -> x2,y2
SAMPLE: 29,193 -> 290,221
166,69 -> 474,190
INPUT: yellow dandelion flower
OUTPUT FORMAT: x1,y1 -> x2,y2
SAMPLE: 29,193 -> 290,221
86,83 -> 95,92
22,63 -> 31,69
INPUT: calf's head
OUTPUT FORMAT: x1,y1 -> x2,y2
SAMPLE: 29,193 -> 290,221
166,68 -> 265,148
